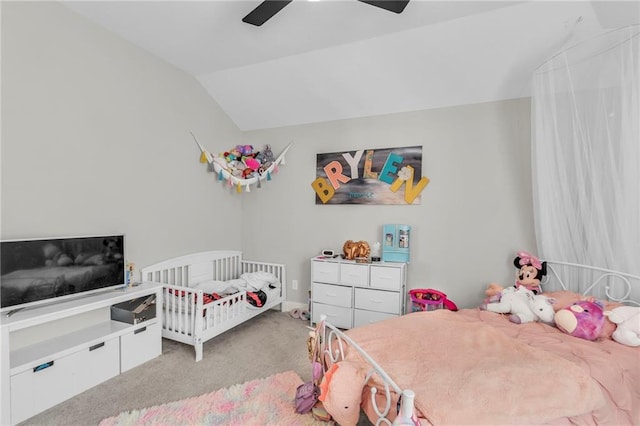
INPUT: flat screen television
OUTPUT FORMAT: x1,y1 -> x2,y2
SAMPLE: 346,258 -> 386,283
1,234 -> 126,314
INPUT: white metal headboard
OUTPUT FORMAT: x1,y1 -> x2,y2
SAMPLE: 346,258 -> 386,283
542,260 -> 640,306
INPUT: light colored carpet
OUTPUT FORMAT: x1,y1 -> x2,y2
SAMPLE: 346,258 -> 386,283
98,370 -> 329,425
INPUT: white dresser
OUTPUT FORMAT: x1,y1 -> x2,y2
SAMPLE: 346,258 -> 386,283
310,257 -> 407,329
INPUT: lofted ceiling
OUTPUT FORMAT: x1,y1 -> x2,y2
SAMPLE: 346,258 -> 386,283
61,1 -> 639,131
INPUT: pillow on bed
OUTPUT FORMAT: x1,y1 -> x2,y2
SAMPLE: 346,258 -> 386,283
240,272 -> 279,291
543,290 -> 623,340
192,280 -> 235,295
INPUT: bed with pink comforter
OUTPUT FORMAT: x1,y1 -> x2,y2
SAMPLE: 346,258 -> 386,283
327,307 -> 638,425
317,260 -> 639,425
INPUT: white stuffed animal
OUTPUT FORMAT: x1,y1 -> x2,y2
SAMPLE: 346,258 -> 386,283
605,306 -> 640,347
482,286 -> 555,325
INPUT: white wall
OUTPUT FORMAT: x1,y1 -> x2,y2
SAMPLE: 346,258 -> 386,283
2,2 -> 537,311
1,2 -> 244,271
242,98 -> 536,309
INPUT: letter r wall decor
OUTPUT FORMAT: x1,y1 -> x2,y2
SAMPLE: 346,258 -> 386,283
311,145 -> 430,205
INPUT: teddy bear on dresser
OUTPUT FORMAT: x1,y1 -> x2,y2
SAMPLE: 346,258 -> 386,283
485,251 -> 547,303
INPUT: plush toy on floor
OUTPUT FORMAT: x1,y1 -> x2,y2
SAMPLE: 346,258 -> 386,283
485,251 -> 547,303
604,306 -> 640,347
319,361 -> 367,426
481,286 -> 556,325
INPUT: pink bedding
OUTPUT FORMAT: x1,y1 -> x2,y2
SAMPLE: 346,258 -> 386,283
339,309 -> 639,425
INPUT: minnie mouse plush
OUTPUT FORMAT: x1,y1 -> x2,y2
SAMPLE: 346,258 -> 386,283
485,251 -> 547,302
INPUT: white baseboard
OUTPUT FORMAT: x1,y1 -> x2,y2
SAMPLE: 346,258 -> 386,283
282,301 -> 308,313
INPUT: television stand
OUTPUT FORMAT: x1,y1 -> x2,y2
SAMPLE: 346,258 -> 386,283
0,282 -> 163,425
4,307 -> 24,318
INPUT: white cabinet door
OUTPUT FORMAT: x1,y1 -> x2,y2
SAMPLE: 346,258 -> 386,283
73,337 -> 120,394
120,322 -> 161,372
11,352 -> 80,424
10,337 -> 120,425
11,361 -> 65,425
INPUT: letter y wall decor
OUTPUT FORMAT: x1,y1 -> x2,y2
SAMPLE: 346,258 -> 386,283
311,145 -> 430,205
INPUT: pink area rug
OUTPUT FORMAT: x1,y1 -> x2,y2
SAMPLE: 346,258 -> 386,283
99,371 -> 329,425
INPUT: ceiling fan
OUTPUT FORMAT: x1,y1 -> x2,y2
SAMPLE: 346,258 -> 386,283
242,0 -> 410,27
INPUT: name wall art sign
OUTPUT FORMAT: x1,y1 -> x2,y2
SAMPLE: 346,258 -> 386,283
311,145 -> 430,205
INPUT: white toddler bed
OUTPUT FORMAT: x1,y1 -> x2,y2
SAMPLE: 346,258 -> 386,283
141,251 -> 286,362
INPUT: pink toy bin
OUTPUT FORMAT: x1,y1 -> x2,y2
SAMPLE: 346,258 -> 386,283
409,288 -> 446,312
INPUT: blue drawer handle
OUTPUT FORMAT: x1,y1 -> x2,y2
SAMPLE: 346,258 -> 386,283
33,361 -> 54,373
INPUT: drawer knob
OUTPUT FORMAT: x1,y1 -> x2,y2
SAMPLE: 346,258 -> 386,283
134,326 -> 147,334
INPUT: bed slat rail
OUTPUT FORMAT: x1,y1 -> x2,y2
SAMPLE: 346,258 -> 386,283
544,260 -> 640,306
162,284 -> 198,336
212,253 -> 242,281
241,260 -> 286,284
142,265 -> 189,287
204,292 -> 247,329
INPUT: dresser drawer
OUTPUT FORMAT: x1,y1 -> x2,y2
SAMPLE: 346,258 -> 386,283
312,261 -> 339,284
354,288 -> 401,314
353,309 -> 397,327
312,302 -> 352,329
340,263 -> 368,287
312,282 -> 352,308
370,265 -> 403,290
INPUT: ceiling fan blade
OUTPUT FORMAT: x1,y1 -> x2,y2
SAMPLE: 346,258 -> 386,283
242,1 -> 293,26
357,0 -> 410,14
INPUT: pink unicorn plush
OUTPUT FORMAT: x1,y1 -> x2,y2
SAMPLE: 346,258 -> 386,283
554,299 -> 605,341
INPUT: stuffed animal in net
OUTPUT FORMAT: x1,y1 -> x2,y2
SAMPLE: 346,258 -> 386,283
554,299 -> 605,341
318,361 -> 367,426
481,286 -> 555,324
485,251 -> 547,302
604,306 -> 640,347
